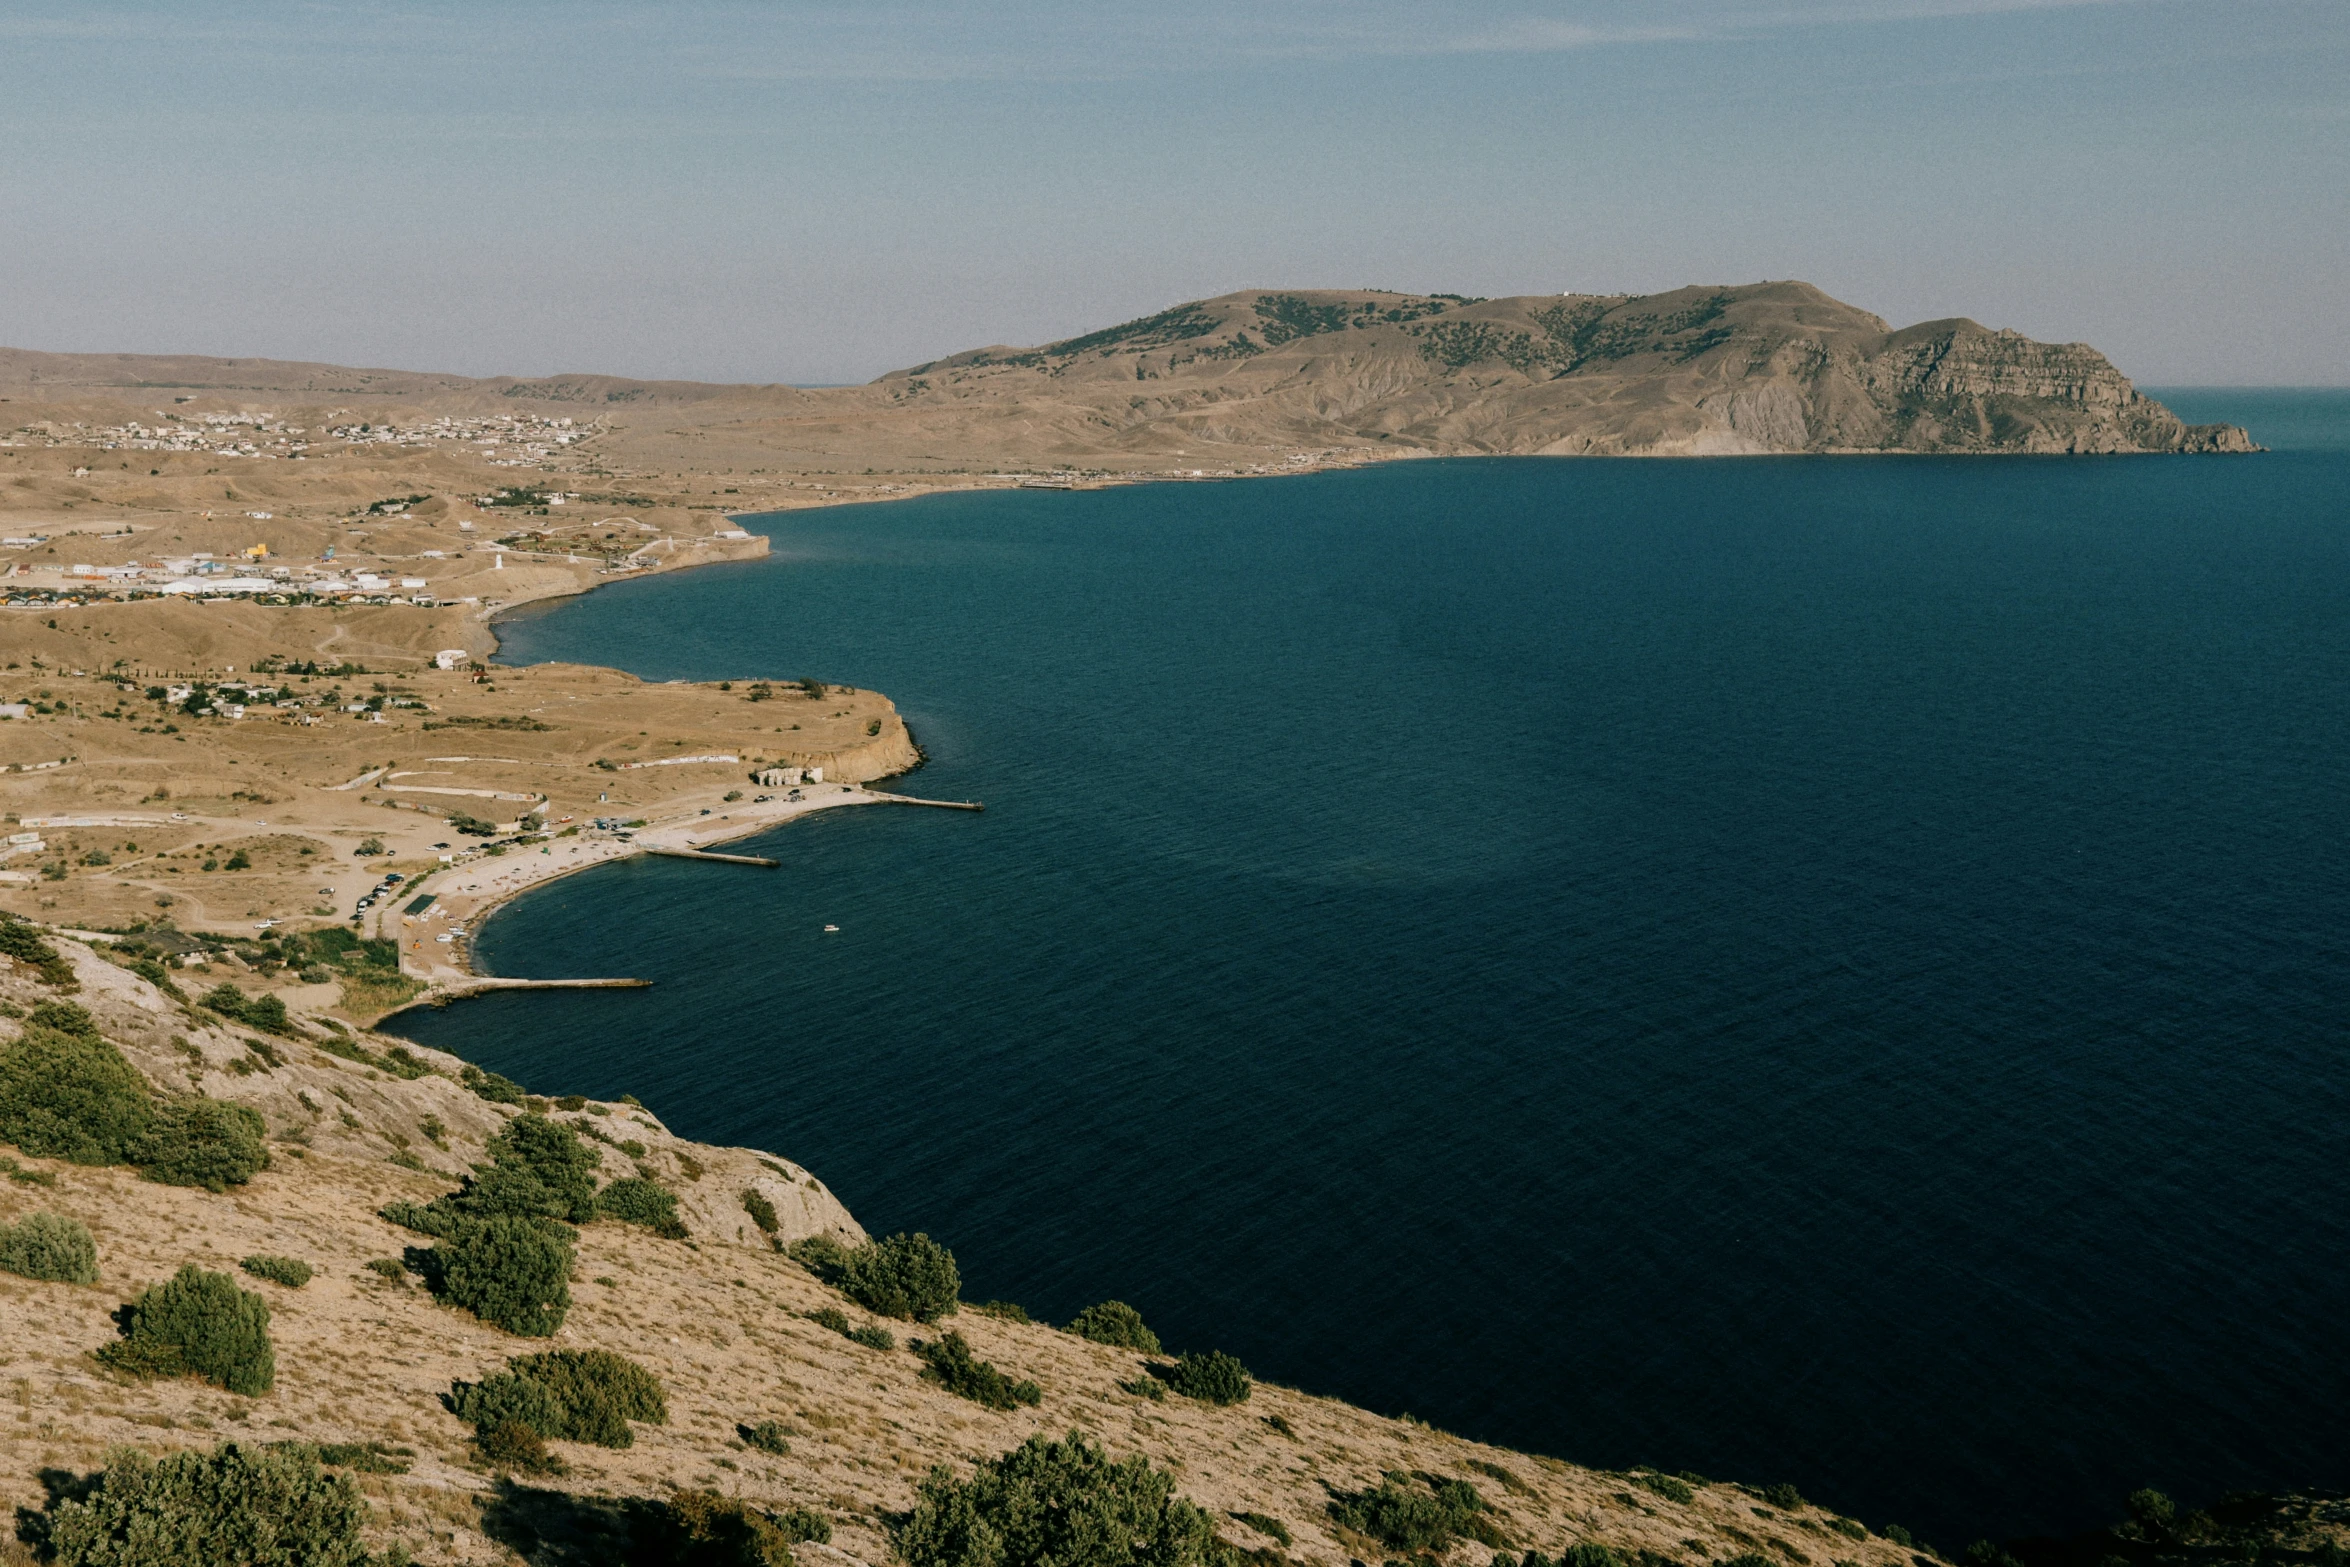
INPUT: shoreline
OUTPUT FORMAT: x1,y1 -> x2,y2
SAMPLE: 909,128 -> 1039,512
375,776 -> 967,1017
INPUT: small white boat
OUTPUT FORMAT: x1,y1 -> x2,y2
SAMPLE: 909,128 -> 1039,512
823,924 -> 839,933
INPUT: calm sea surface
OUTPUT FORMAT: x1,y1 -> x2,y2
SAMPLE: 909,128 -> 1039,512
390,391 -> 2350,1545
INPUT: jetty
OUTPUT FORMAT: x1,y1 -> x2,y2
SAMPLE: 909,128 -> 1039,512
875,794 -> 985,812
425,976 -> 652,1001
647,846 -> 779,867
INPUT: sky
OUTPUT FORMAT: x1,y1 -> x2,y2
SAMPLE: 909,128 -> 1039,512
1,0 -> 2341,386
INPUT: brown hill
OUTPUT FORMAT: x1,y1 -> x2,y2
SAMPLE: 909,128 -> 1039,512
876,282 -> 2253,458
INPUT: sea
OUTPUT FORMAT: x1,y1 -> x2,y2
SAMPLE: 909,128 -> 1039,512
387,389 -> 2350,1547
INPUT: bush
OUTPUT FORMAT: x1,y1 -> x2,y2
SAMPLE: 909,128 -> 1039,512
638,1491 -> 801,1567
477,1419 -> 564,1475
916,1331 -> 1041,1411
896,1430 -> 1213,1567
839,1231 -> 960,1321
452,1348 -> 667,1449
851,1323 -> 897,1351
598,1175 -> 689,1238
1233,1512 -> 1292,1547
460,1062 -> 526,1105
742,1189 -> 780,1235
239,1254 -> 312,1288
434,1214 -> 574,1335
773,1507 -> 832,1545
1567,1548 -> 1623,1567
1330,1472 -> 1503,1553
0,1210 -> 98,1283
31,1442 -> 367,1567
134,1098 -> 270,1192
1761,1483 -> 1804,1510
0,913 -> 78,987
787,1233 -> 850,1279
1829,1519 -> 1869,1540
1636,1472 -> 1695,1504
1067,1300 -> 1160,1353
199,983 -> 291,1035
28,999 -> 99,1036
971,1300 -> 1033,1324
1167,1350 -> 1251,1406
99,1264 -> 275,1395
0,1022 -> 153,1165
808,1305 -> 895,1350
452,1114 -> 601,1224
741,1419 -> 792,1455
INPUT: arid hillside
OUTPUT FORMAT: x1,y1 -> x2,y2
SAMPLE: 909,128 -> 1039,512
0,927 -> 1938,1567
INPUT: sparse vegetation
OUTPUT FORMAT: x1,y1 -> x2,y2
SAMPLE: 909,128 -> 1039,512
1233,1512 -> 1292,1547
199,981 -> 292,1034
1167,1349 -> 1251,1405
971,1299 -> 1032,1323
239,1253 -> 313,1288
26,1442 -> 368,1567
0,1209 -> 98,1283
97,1263 -> 276,1395
451,1348 -> 668,1448
915,1330 -> 1042,1410
742,1188 -> 780,1234
1635,1471 -> 1695,1504
1067,1299 -> 1160,1352
896,1431 -> 1214,1567
462,1061 -> 526,1104
0,912 -> 79,987
807,1305 -> 895,1350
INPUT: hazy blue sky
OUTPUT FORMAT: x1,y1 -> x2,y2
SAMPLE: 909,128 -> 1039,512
1,1 -> 2340,384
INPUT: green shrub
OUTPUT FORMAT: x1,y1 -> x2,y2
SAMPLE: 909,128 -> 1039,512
451,1348 -> 667,1448
0,913 -> 78,987
971,1300 -> 1033,1324
1829,1519 -> 1869,1540
99,1264 -> 275,1395
598,1175 -> 689,1238
433,1214 -> 574,1335
741,1419 -> 792,1455
1566,1547 -> 1622,1567
773,1507 -> 832,1545
1167,1350 -> 1251,1406
28,999 -> 98,1036
477,1418 -> 565,1474
1635,1472 -> 1694,1504
896,1430 -> 1214,1567
639,1490 -> 801,1567
378,1198 -> 455,1237
1883,1526 -> 1916,1548
915,1330 -> 1041,1410
1118,1375 -> 1166,1401
1330,1472 -> 1504,1553
839,1231 -> 960,1321
460,1062 -> 526,1105
31,1442 -> 367,1567
1233,1512 -> 1292,1547
0,1210 -> 98,1283
1067,1300 -> 1161,1353
0,1022 -> 153,1165
808,1305 -> 894,1350
743,1189 -> 780,1234
199,983 -> 291,1035
787,1233 -> 850,1279
239,1254 -> 312,1288
1761,1483 -> 1804,1510
1718,1554 -> 1774,1567
134,1098 -> 270,1192
1965,1543 -> 2024,1567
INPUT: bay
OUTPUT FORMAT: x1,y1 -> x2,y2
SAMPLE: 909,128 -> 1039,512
390,392 -> 2350,1545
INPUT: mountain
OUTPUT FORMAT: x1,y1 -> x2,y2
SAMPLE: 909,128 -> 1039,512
874,281 -> 2254,458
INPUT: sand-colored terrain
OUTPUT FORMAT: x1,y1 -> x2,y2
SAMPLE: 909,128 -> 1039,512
0,937 -> 1934,1567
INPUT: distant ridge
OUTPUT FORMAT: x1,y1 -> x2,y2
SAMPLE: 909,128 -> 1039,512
0,281 -> 2254,460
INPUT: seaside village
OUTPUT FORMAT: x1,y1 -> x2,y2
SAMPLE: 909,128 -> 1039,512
0,406 -> 929,1024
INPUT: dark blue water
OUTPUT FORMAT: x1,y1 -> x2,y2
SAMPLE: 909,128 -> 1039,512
391,392 -> 2350,1546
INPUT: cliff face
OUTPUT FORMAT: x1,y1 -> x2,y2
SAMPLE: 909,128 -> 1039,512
874,281 -> 2256,459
